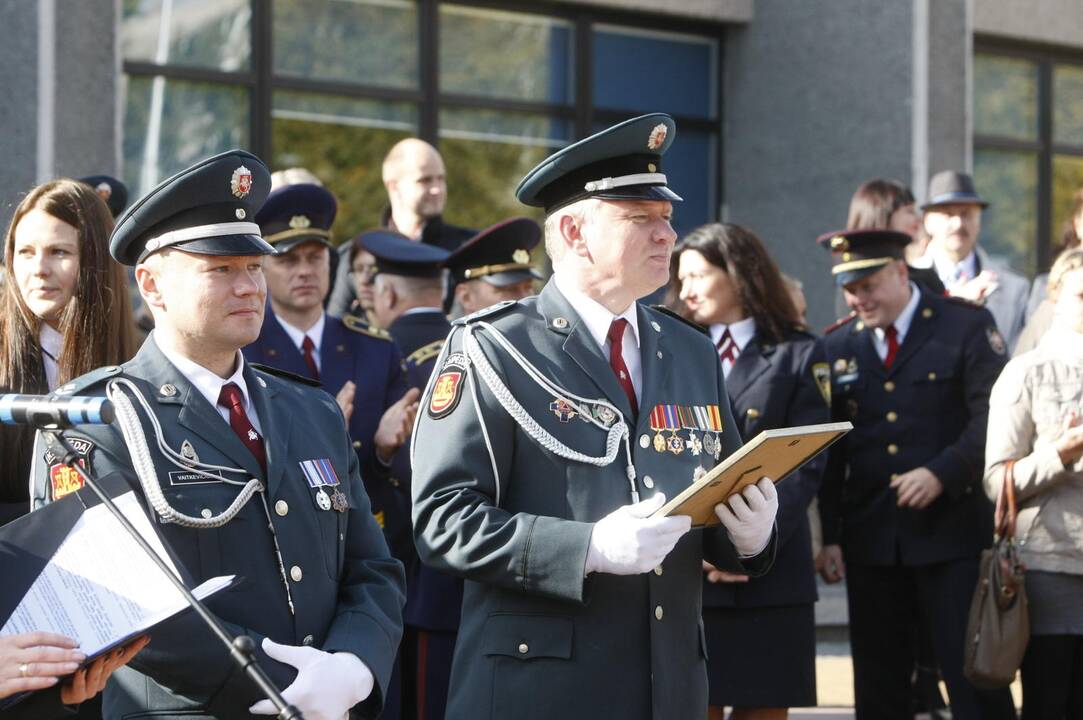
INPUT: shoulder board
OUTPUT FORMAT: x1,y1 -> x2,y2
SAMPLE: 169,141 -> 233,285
52,364 -> 124,396
944,294 -> 984,310
342,314 -> 392,341
648,305 -> 709,335
822,313 -> 858,335
406,339 -> 445,367
452,299 -> 518,326
249,363 -> 322,388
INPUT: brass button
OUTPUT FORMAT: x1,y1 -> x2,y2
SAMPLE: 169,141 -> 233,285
886,411 -> 898,422
200,508 -> 212,519
887,444 -> 899,455
352,440 -> 361,449
640,434 -> 650,449
855,321 -> 865,331
884,381 -> 895,392
655,605 -> 664,620
643,475 -> 655,489
653,565 -> 663,576
746,408 -> 760,418
928,372 -> 937,381
518,643 -> 529,654
302,634 -> 314,646
290,565 -> 303,582
275,500 -> 289,516
891,473 -> 898,481
922,307 -> 933,318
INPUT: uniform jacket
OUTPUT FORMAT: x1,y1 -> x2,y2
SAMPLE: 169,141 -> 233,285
0,361 -> 46,525
387,309 -> 464,633
242,308 -> 408,517
410,281 -> 775,720
985,328 -> 1083,576
30,337 -> 405,719
975,246 -> 1030,354
704,328 -> 828,609
819,290 -> 1006,567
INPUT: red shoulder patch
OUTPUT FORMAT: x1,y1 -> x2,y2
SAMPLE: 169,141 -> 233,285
823,313 -> 858,335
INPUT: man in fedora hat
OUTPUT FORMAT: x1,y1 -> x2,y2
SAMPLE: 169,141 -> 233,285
920,170 -> 1030,352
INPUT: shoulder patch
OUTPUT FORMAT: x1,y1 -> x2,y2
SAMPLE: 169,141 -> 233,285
823,313 -> 857,335
407,339 -> 445,367
342,313 -> 392,341
986,326 -> 1007,356
428,352 -> 467,419
249,363 -> 322,388
811,362 -> 831,405
648,305 -> 708,335
52,365 -> 123,396
452,299 -> 518,326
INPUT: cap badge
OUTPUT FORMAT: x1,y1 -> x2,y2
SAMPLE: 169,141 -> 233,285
236,209 -> 246,219
647,123 -> 668,151
647,163 -> 657,173
830,235 -> 849,251
230,166 -> 253,198
289,215 -> 311,229
95,182 -> 112,200
512,249 -> 530,264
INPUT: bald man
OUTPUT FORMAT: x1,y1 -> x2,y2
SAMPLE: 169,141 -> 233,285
328,139 -> 474,318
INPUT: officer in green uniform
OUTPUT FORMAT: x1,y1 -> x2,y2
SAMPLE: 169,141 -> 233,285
29,150 -> 405,719
410,114 -> 779,720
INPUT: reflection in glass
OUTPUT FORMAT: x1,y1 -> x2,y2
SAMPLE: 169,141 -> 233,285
273,0 -> 418,89
440,5 -> 573,103
123,75 -> 249,197
272,91 -> 418,238
1052,155 -> 1083,252
1054,64 -> 1083,147
593,25 -> 717,119
974,148 -> 1038,276
122,0 -> 251,71
439,110 -> 569,228
974,54 -> 1038,141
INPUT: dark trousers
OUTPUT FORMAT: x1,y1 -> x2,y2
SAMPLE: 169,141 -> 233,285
1021,635 -> 1083,719
846,559 -> 1017,720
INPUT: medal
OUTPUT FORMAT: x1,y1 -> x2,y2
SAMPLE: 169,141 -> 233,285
702,432 -> 716,457
316,488 -> 332,511
653,433 -> 667,453
550,398 -> 578,423
593,405 -> 617,427
712,433 -> 722,460
649,405 -> 669,453
331,489 -> 348,513
666,433 -> 685,455
688,433 -> 702,456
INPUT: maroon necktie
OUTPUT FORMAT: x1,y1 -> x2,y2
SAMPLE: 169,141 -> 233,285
717,328 -> 739,365
883,325 -> 899,369
301,335 -> 320,380
607,318 -> 638,415
217,382 -> 267,474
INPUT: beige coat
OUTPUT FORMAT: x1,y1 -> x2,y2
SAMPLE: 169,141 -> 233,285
985,328 -> 1083,575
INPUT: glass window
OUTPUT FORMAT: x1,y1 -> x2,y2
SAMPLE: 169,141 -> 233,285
974,54 -> 1038,141
273,0 -> 418,89
439,5 -> 573,103
1054,64 -> 1083,147
439,110 -> 570,228
974,148 -> 1038,276
663,128 -> 715,239
123,76 -> 250,197
122,0 -> 251,71
271,91 -> 418,239
1052,154 -> 1083,249
592,25 -> 718,119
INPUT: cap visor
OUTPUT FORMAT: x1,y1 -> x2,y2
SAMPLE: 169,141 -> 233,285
272,235 -> 335,254
174,233 -> 276,257
480,269 -> 543,287
835,265 -> 885,287
593,185 -> 683,203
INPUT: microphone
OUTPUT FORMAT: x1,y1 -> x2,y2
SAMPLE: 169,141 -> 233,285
0,393 -> 114,428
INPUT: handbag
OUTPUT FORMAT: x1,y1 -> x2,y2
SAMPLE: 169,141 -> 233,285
963,459 -> 1029,688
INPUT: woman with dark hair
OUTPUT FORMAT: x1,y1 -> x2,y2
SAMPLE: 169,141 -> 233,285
675,223 -> 829,720
0,179 -> 139,524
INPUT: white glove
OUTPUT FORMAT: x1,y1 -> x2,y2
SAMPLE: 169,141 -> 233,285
585,493 -> 692,575
249,638 -> 374,720
714,477 -> 778,557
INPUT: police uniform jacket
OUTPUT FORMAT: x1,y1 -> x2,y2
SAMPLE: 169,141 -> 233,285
387,309 -> 464,633
30,337 -> 405,719
704,328 -> 828,609
410,281 -> 775,720
974,246 -> 1030,354
819,289 -> 1006,567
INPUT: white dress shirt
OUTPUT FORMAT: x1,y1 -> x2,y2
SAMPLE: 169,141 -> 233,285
932,250 -> 978,291
153,332 -> 262,433
871,283 -> 921,362
709,317 -> 756,378
39,323 -> 62,391
275,312 -> 325,372
553,273 -> 643,401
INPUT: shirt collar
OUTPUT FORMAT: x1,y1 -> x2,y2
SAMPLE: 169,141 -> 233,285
152,332 -> 253,413
932,250 -> 977,284
709,317 -> 756,350
874,283 -> 922,344
275,312 -> 325,353
553,272 -> 641,351
401,306 -> 443,317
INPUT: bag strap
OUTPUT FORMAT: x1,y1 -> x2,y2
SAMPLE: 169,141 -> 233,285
994,459 -> 1018,540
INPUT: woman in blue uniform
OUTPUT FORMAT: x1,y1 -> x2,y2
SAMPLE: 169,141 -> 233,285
675,223 -> 829,720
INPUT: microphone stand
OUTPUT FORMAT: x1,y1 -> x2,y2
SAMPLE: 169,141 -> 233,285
42,429 -> 303,720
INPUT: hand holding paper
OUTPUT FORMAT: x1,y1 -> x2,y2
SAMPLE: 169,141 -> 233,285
586,494 -> 692,576
249,638 -> 373,720
714,477 -> 777,557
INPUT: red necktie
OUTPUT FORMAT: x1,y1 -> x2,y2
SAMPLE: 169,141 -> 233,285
717,328 -> 739,365
301,335 -> 320,380
607,318 -> 638,415
217,382 -> 267,473
883,325 -> 899,369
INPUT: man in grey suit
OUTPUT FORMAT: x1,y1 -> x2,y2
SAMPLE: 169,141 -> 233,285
410,114 -> 779,720
920,170 -> 1030,352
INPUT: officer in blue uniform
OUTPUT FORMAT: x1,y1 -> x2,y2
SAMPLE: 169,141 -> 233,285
241,183 -> 419,537
410,114 -> 779,720
360,230 -> 457,720
30,150 -> 405,719
445,217 -> 542,317
816,229 -> 1015,720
